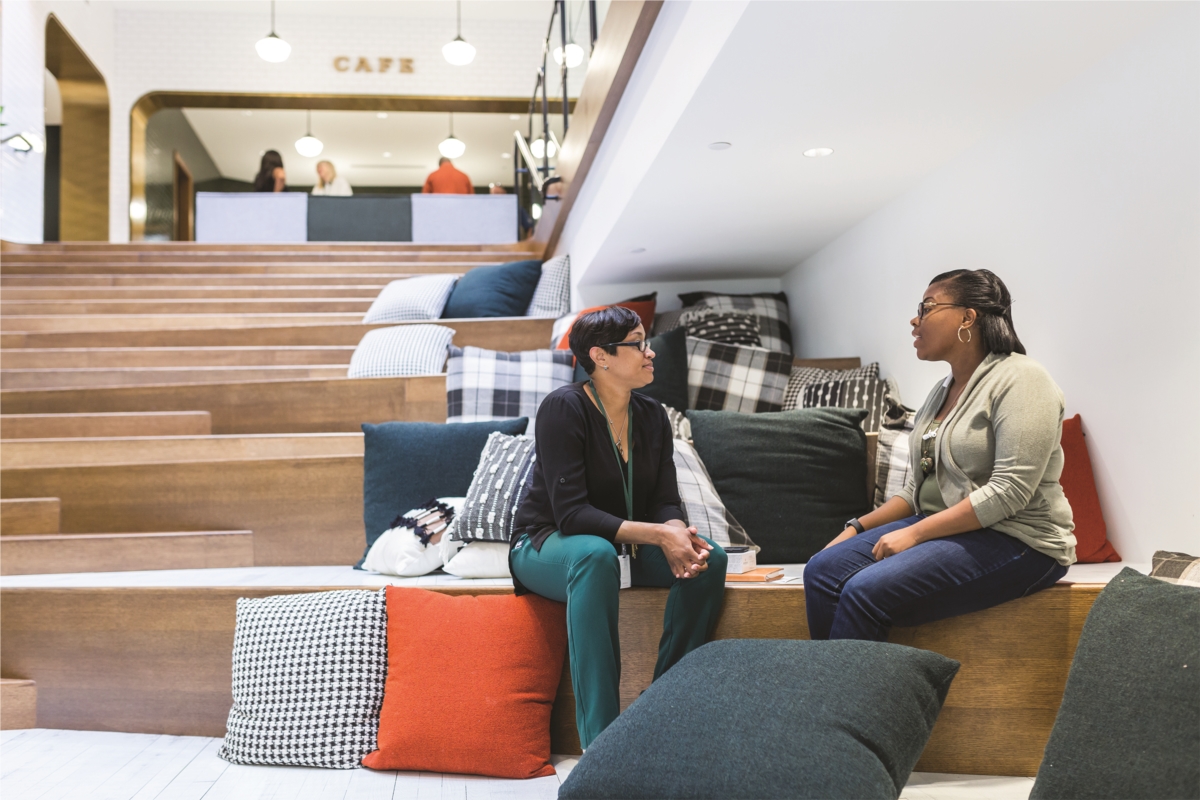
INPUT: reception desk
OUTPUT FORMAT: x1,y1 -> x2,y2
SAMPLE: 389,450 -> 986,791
195,192 -> 516,244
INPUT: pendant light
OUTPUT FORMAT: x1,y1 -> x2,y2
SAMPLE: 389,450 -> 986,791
442,0 -> 476,66
552,42 -> 584,68
256,0 -> 291,62
438,113 -> 466,159
295,110 -> 323,157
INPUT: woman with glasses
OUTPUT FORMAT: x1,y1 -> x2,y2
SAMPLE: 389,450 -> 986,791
510,306 -> 727,750
804,269 -> 1076,642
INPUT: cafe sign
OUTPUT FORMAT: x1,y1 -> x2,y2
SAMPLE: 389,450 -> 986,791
334,56 -> 415,73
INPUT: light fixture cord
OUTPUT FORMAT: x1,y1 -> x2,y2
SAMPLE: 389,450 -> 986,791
306,108 -> 311,136
449,112 -> 454,137
270,0 -> 276,35
456,0 -> 462,38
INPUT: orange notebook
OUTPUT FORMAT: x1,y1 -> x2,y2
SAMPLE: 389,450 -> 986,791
725,567 -> 785,583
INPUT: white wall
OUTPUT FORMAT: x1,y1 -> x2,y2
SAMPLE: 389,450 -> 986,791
781,6 -> 1200,562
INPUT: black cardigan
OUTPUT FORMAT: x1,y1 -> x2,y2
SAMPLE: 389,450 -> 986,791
512,383 -> 684,555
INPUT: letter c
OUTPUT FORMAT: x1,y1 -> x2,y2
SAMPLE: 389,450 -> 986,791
334,56 -> 349,72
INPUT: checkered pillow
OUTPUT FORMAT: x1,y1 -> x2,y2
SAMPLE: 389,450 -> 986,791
678,308 -> 762,347
653,308 -> 686,336
783,362 -> 881,410
454,433 -> 537,543
362,275 -> 458,324
446,346 -> 575,422
348,324 -> 455,378
679,292 -> 793,354
874,407 -> 916,508
1150,551 -> 1200,587
220,589 -> 387,769
801,375 -> 895,433
673,439 -> 756,550
525,255 -> 571,318
686,337 -> 791,413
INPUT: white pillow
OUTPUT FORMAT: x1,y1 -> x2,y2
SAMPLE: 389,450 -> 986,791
442,541 -> 511,578
348,324 -> 455,378
362,275 -> 458,324
525,255 -> 571,318
361,497 -> 466,577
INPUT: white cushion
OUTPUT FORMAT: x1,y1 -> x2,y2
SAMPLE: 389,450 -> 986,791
362,274 -> 458,324
361,497 -> 466,577
442,541 -> 511,578
525,255 -> 571,318
348,324 -> 455,378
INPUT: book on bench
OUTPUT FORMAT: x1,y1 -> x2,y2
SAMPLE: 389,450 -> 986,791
725,567 -> 785,583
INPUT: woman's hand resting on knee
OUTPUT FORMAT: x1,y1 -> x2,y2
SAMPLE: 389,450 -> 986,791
659,525 -> 712,579
821,496 -> 915,552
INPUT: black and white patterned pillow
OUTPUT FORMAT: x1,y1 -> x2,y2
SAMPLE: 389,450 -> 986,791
525,255 -> 571,318
446,346 -> 574,422
686,337 -> 792,413
1150,551 -> 1200,587
800,375 -> 895,433
673,439 -> 756,550
783,362 -> 881,410
652,308 -> 687,337
663,404 -> 692,442
874,407 -> 916,508
220,589 -> 387,769
362,275 -> 458,324
678,292 -> 793,354
677,308 -> 762,347
347,324 -> 455,378
454,433 -> 537,543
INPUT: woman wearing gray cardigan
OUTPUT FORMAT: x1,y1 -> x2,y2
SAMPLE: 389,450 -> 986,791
804,269 -> 1076,641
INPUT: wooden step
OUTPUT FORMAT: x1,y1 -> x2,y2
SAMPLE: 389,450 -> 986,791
1,412 -> 212,439
0,365 -> 350,390
1,498 -> 60,535
1,433 -> 363,468
0,346 -> 357,369
1,261 -> 481,276
1,285 -> 392,300
0,530 -> 255,575
2,240 -> 539,253
1,298 -> 376,315
0,679 -> 37,730
2,274 -> 401,287
1,312 -> 367,332
1,252 -> 522,266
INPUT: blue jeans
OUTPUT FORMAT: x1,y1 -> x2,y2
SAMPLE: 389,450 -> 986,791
804,516 -> 1067,642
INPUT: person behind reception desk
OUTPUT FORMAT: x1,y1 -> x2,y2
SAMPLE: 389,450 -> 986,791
422,157 -> 473,194
312,161 -> 352,196
253,150 -> 287,192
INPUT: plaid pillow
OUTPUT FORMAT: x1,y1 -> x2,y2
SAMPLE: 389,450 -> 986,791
801,375 -> 895,433
362,275 -> 458,324
347,324 -> 455,378
652,308 -> 686,337
679,292 -> 792,354
1150,551 -> 1200,587
783,362 -> 881,410
525,255 -> 571,318
673,439 -> 756,550
686,337 -> 792,413
663,404 -> 692,442
446,346 -> 574,423
678,308 -> 762,347
874,408 -> 916,508
455,433 -> 537,543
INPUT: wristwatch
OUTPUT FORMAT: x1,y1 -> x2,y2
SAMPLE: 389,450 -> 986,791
844,517 -> 866,534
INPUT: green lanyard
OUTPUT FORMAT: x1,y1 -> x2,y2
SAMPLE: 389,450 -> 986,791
588,380 -> 633,520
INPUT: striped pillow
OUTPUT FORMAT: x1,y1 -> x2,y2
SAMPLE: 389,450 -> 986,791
454,433 -> 537,543
800,375 -> 893,433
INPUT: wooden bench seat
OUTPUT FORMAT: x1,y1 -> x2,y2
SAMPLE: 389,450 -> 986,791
1,312 -> 367,332
1,365 -> 351,390
0,531 -> 254,575
0,498 -> 61,535
1,262 -> 473,276
0,433 -> 364,469
1,298 -> 377,315
1,274 -> 402,288
0,346 -> 357,369
0,679 -> 37,730
1,285 -> 394,300
0,412 -> 213,439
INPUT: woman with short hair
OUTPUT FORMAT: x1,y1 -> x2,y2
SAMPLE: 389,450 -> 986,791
511,306 -> 728,749
804,269 -> 1076,642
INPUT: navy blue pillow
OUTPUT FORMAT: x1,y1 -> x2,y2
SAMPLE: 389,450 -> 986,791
359,418 -> 528,566
441,259 -> 543,319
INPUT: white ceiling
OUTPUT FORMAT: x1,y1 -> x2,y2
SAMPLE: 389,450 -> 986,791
583,1 -> 1176,284
182,107 -> 564,187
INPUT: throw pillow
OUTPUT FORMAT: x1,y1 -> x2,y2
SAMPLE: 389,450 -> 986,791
559,639 -> 959,800
678,291 -> 792,354
652,308 -> 686,336
801,375 -> 895,433
362,275 -> 458,324
361,497 -> 466,577
442,541 -> 512,578
219,589 -> 387,769
686,337 -> 792,413
362,588 -> 567,779
525,255 -> 571,318
673,439 -> 756,550
688,408 -> 871,563
662,404 -> 692,442
1150,550 -> 1200,587
441,259 -> 542,319
555,294 -> 658,349
347,324 -> 456,379
360,418 -> 528,564
1059,415 -> 1121,563
1030,568 -> 1199,800
874,409 -> 915,508
455,433 -> 537,542
677,307 -> 762,347
446,346 -> 574,423
783,362 -> 881,410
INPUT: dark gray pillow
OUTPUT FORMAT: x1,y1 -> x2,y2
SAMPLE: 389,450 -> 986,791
688,408 -> 870,563
560,639 -> 959,800
1031,568 -> 1199,800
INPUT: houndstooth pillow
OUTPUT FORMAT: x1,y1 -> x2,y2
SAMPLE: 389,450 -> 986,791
678,292 -> 792,354
874,407 -> 916,508
348,324 -> 455,378
673,439 -> 756,550
525,255 -> 571,318
677,308 -> 762,347
362,275 -> 458,324
801,375 -> 896,433
686,337 -> 792,413
455,433 -> 537,543
220,589 -> 388,769
783,362 -> 881,410
446,346 -> 574,422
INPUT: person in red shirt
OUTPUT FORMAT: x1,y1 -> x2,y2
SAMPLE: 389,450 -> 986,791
422,158 -> 474,194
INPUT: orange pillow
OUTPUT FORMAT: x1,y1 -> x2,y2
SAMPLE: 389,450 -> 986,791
362,587 -> 567,778
556,293 -> 658,349
1059,415 -> 1121,563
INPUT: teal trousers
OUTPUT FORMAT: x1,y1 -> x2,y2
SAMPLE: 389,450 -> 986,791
510,531 -> 727,749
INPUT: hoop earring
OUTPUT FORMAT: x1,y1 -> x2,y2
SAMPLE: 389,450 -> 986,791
958,326 -> 972,344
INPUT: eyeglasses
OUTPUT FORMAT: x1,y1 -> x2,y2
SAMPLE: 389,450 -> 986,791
604,339 -> 651,353
916,301 -> 965,321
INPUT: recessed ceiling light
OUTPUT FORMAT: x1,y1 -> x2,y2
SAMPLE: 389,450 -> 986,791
509,114 -> 521,121
500,152 -> 511,159
631,247 -> 646,254
708,142 -> 731,151
383,152 -> 391,158
242,110 -> 253,117
803,147 -> 834,158
376,112 -> 388,119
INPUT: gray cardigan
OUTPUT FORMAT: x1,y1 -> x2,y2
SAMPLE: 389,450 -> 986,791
898,352 -> 1078,566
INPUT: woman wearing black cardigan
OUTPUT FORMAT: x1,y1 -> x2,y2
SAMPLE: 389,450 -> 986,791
511,306 -> 728,750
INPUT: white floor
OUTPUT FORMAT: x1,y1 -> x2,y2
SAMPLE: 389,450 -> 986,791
0,729 -> 1037,800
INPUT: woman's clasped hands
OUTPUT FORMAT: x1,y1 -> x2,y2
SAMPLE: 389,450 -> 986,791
659,524 -> 712,579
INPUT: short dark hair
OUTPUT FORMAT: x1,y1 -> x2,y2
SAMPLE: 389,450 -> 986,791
929,269 -> 1026,355
570,306 -> 643,375
439,156 -> 450,165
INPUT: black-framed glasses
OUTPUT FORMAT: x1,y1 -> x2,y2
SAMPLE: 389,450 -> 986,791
604,339 -> 650,353
916,301 -> 965,321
